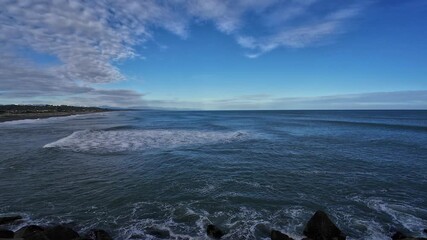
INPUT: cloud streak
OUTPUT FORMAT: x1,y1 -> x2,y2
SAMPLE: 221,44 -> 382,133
237,4 -> 364,58
142,91 -> 427,110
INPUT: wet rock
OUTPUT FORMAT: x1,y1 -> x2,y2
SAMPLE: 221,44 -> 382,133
271,229 -> 294,240
0,228 -> 14,238
390,231 -> 427,240
145,227 -> 170,239
15,225 -> 47,239
86,229 -> 113,240
404,237 -> 424,239
392,231 -> 408,240
303,210 -> 345,240
206,224 -> 224,239
0,215 -> 22,225
44,225 -> 79,240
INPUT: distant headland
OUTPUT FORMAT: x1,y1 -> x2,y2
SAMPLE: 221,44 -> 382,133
0,105 -> 111,123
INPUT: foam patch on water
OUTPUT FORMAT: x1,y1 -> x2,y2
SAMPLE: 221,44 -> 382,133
344,195 -> 427,239
43,129 -> 250,153
366,199 -> 427,234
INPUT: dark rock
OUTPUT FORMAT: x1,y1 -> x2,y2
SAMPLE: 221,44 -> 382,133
303,210 -> 345,240
44,225 -> 79,240
424,229 -> 427,234
399,238 -> 427,240
207,224 -> 224,239
271,229 -> 294,240
23,232 -> 50,240
86,229 -> 113,240
145,227 -> 170,239
392,231 -> 408,240
0,228 -> 14,238
389,231 -> 427,240
15,225 -> 46,239
0,215 -> 22,225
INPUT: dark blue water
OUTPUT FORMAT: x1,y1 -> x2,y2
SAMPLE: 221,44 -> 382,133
0,110 -> 426,239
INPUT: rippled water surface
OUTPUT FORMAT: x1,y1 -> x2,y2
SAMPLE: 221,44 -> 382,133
1,110 -> 426,239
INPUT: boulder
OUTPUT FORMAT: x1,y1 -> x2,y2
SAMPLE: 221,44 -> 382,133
144,227 -> 170,239
392,231 -> 408,240
0,215 -> 22,225
271,229 -> 294,240
86,229 -> 113,240
391,231 -> 427,240
44,225 -> 79,240
397,238 -> 427,240
15,225 -> 47,239
206,224 -> 224,239
303,210 -> 345,240
0,228 -> 14,238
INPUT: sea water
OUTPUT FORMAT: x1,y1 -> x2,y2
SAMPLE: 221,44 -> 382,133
0,110 -> 426,239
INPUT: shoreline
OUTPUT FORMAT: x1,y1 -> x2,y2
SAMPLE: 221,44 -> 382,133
0,111 -> 110,123
0,104 -> 113,123
1,211 -> 426,239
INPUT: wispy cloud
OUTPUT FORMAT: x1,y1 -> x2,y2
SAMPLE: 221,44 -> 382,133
0,53 -> 144,107
0,0 -> 370,106
237,4 -> 364,58
1,0 -> 182,105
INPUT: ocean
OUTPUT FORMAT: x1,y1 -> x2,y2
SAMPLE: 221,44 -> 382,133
0,110 -> 426,239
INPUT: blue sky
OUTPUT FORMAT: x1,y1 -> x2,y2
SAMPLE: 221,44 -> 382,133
0,0 -> 426,109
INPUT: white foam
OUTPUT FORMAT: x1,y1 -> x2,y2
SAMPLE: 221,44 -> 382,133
43,129 -> 249,153
0,112 -> 105,125
366,199 -> 427,234
118,202 -> 305,240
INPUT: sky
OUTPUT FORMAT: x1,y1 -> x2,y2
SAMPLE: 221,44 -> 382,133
0,0 -> 426,110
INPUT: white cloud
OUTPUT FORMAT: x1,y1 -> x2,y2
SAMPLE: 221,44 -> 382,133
0,0 -> 184,105
237,4 -> 363,57
0,0 -> 368,106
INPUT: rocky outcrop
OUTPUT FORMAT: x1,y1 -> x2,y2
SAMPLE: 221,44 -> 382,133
271,229 -> 294,240
44,225 -> 80,240
0,215 -> 22,225
15,225 -> 46,239
207,224 -> 224,239
86,229 -> 113,240
1,211 -> 425,239
392,231 -> 408,240
0,222 -> 113,240
0,228 -> 14,238
391,230 -> 427,240
302,210 -> 345,240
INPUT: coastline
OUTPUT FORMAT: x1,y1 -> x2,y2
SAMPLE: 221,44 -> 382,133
1,211 -> 426,239
0,111 -> 109,123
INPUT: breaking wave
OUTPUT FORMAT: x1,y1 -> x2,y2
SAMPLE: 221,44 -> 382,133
43,129 -> 250,153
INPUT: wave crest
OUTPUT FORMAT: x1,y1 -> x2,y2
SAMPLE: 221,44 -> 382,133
43,129 -> 249,153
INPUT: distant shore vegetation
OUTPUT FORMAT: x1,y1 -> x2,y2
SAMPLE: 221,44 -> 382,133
0,104 -> 110,122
